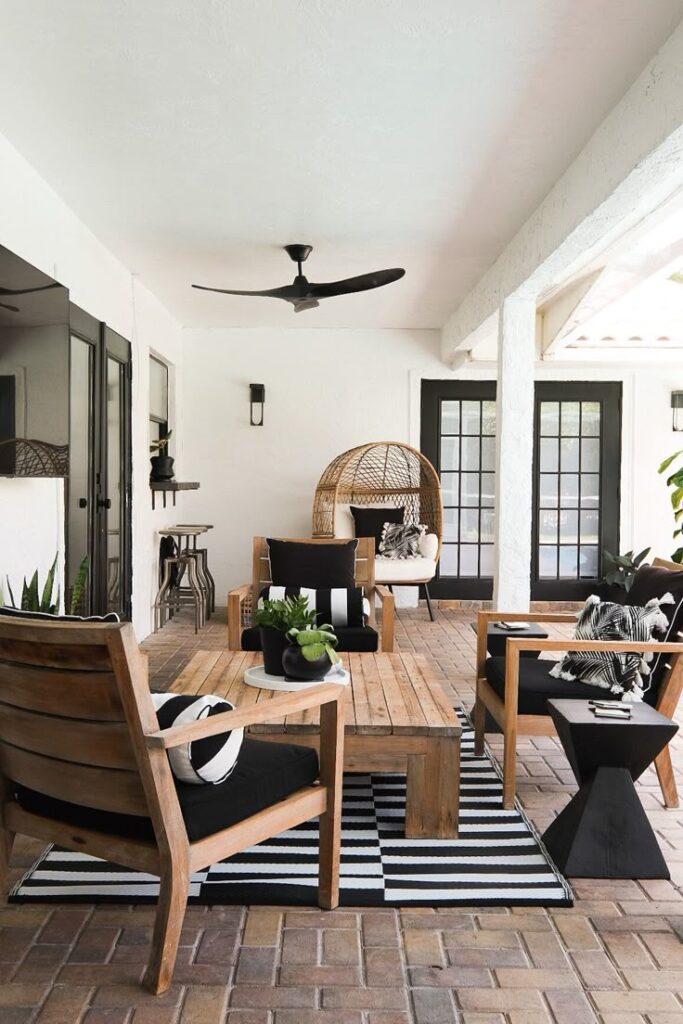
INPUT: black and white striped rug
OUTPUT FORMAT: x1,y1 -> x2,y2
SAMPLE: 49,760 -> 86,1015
10,711 -> 572,907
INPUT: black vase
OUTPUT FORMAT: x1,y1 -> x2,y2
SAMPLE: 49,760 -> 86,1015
282,643 -> 333,682
150,454 -> 175,481
260,627 -> 288,676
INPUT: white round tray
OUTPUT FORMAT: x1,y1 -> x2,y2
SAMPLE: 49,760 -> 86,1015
244,663 -> 350,692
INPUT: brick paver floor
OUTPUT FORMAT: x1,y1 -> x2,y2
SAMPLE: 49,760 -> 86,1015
2,606 -> 682,1023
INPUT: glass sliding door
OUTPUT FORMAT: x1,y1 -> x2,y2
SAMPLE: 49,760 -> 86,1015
67,334 -> 95,614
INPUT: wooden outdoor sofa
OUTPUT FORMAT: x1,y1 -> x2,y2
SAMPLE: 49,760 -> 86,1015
475,557 -> 683,809
0,617 -> 345,994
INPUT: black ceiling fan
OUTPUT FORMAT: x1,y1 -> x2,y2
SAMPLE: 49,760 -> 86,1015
192,244 -> 405,313
0,281 -> 61,313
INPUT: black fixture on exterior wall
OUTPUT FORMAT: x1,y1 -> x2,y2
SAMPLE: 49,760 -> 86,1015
672,391 -> 683,432
250,383 -> 265,426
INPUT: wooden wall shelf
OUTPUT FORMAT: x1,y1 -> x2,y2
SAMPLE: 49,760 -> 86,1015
150,481 -> 199,509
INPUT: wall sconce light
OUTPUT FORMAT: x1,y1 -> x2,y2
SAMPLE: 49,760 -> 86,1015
250,383 -> 265,426
673,391 -> 683,432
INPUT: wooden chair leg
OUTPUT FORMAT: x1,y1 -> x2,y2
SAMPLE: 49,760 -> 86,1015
0,777 -> 15,891
502,725 -> 517,810
318,698 -> 344,910
473,693 -> 486,756
654,745 -> 679,809
143,862 -> 189,995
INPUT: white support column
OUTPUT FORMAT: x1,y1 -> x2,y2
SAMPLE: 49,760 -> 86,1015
493,294 -> 536,610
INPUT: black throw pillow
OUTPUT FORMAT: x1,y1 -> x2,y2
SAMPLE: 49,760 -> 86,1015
267,538 -> 357,588
0,606 -> 120,623
626,563 -> 683,691
351,506 -> 404,553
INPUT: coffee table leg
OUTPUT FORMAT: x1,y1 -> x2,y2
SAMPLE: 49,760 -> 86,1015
405,736 -> 460,838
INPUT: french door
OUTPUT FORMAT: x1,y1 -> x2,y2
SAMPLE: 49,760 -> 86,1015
67,306 -> 132,618
421,378 -> 621,600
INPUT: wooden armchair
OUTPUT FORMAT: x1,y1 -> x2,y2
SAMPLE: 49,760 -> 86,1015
228,535 -> 396,652
0,617 -> 346,994
474,557 -> 683,810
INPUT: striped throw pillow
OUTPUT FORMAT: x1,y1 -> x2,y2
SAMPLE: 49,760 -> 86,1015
152,693 -> 243,785
550,594 -> 672,699
259,586 -> 368,628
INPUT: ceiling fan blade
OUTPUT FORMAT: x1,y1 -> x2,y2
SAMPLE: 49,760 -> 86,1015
0,282 -> 61,297
309,268 -> 405,299
0,300 -> 19,312
191,283 -> 298,300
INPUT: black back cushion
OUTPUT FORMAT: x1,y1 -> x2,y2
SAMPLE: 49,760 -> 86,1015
0,606 -> 120,623
267,539 -> 357,588
351,506 -> 404,553
626,563 -> 683,695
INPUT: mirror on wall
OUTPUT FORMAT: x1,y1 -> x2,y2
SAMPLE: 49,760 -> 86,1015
0,243 -> 70,476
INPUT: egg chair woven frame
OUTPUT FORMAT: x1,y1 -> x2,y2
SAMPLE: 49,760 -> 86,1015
312,441 -> 442,556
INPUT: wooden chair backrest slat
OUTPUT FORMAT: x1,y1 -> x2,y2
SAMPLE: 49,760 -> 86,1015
0,705 -> 137,770
0,662 -> 124,720
252,536 -> 376,594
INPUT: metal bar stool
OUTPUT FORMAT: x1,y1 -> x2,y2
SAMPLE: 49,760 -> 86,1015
176,525 -> 216,614
155,527 -> 209,632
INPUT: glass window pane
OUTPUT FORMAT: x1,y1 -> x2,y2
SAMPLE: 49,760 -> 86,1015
443,508 -> 459,541
581,474 -> 600,507
581,402 -> 600,436
440,436 -> 459,471
540,438 -> 558,472
539,546 -> 558,578
460,508 -> 480,542
480,545 -> 494,575
580,546 -> 599,578
581,437 -> 600,473
561,402 -> 580,436
559,546 -> 578,578
461,436 -> 480,471
480,473 -> 495,508
150,357 -> 168,421
459,545 -> 479,576
560,475 -> 579,507
539,509 -> 558,544
480,509 -> 494,543
539,475 -> 558,508
441,472 -> 459,505
439,544 -> 458,576
559,509 -> 578,542
460,473 -> 479,507
461,401 -> 481,435
481,436 -> 495,472
441,401 -> 460,434
560,437 -> 580,472
580,509 -> 599,543
482,401 -> 496,435
540,402 -> 559,436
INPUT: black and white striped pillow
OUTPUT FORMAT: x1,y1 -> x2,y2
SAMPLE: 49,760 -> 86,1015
151,693 -> 243,785
259,586 -> 368,628
379,522 -> 427,559
550,594 -> 672,699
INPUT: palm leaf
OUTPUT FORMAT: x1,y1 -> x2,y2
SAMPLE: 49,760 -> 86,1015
659,450 -> 683,474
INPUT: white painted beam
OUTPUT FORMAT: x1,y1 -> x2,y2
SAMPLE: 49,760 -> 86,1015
539,269 -> 605,356
442,20 -> 683,361
493,295 -> 536,610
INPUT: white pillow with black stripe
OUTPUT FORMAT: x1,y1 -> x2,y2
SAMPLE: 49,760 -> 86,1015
550,594 -> 672,699
151,693 -> 243,785
259,586 -> 368,627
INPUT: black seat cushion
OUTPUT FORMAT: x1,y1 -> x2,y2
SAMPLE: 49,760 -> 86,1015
485,657 -> 614,715
267,538 -> 357,588
241,624 -> 378,653
13,738 -> 319,843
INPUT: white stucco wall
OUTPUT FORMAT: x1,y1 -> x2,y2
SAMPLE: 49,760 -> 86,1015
0,130 -> 184,638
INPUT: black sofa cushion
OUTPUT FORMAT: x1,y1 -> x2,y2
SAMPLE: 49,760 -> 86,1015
241,624 -> 378,653
13,738 -> 319,843
626,563 -> 683,690
351,506 -> 404,553
0,606 -> 120,623
267,538 -> 357,588
485,656 -> 613,715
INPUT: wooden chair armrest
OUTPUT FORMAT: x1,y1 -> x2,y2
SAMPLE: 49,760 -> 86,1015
146,683 -> 346,750
475,609 -> 576,679
503,638 -> 683,655
375,585 -> 395,653
228,583 -> 252,650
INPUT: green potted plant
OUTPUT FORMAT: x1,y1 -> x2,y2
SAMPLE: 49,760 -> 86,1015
282,624 -> 340,683
4,554 -> 60,613
600,547 -> 651,600
150,429 -> 174,482
658,450 -> 683,563
254,594 -> 316,675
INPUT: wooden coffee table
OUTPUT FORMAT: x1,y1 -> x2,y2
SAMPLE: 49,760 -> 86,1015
169,650 -> 461,838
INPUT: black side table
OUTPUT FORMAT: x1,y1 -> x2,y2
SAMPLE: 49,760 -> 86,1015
542,699 -> 678,879
470,621 -> 549,659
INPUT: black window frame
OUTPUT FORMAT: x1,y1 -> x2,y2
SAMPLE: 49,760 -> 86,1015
149,354 -> 169,446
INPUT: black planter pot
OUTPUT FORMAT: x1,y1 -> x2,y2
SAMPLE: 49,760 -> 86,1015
260,627 -> 288,676
282,643 -> 333,683
150,454 -> 175,481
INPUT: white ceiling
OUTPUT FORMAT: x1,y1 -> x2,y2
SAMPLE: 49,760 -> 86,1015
0,1 -> 682,329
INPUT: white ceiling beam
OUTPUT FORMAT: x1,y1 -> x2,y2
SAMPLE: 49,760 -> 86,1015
441,19 -> 683,362
539,269 -> 605,356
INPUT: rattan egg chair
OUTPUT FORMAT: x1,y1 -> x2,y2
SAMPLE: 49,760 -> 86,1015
312,442 -> 442,618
